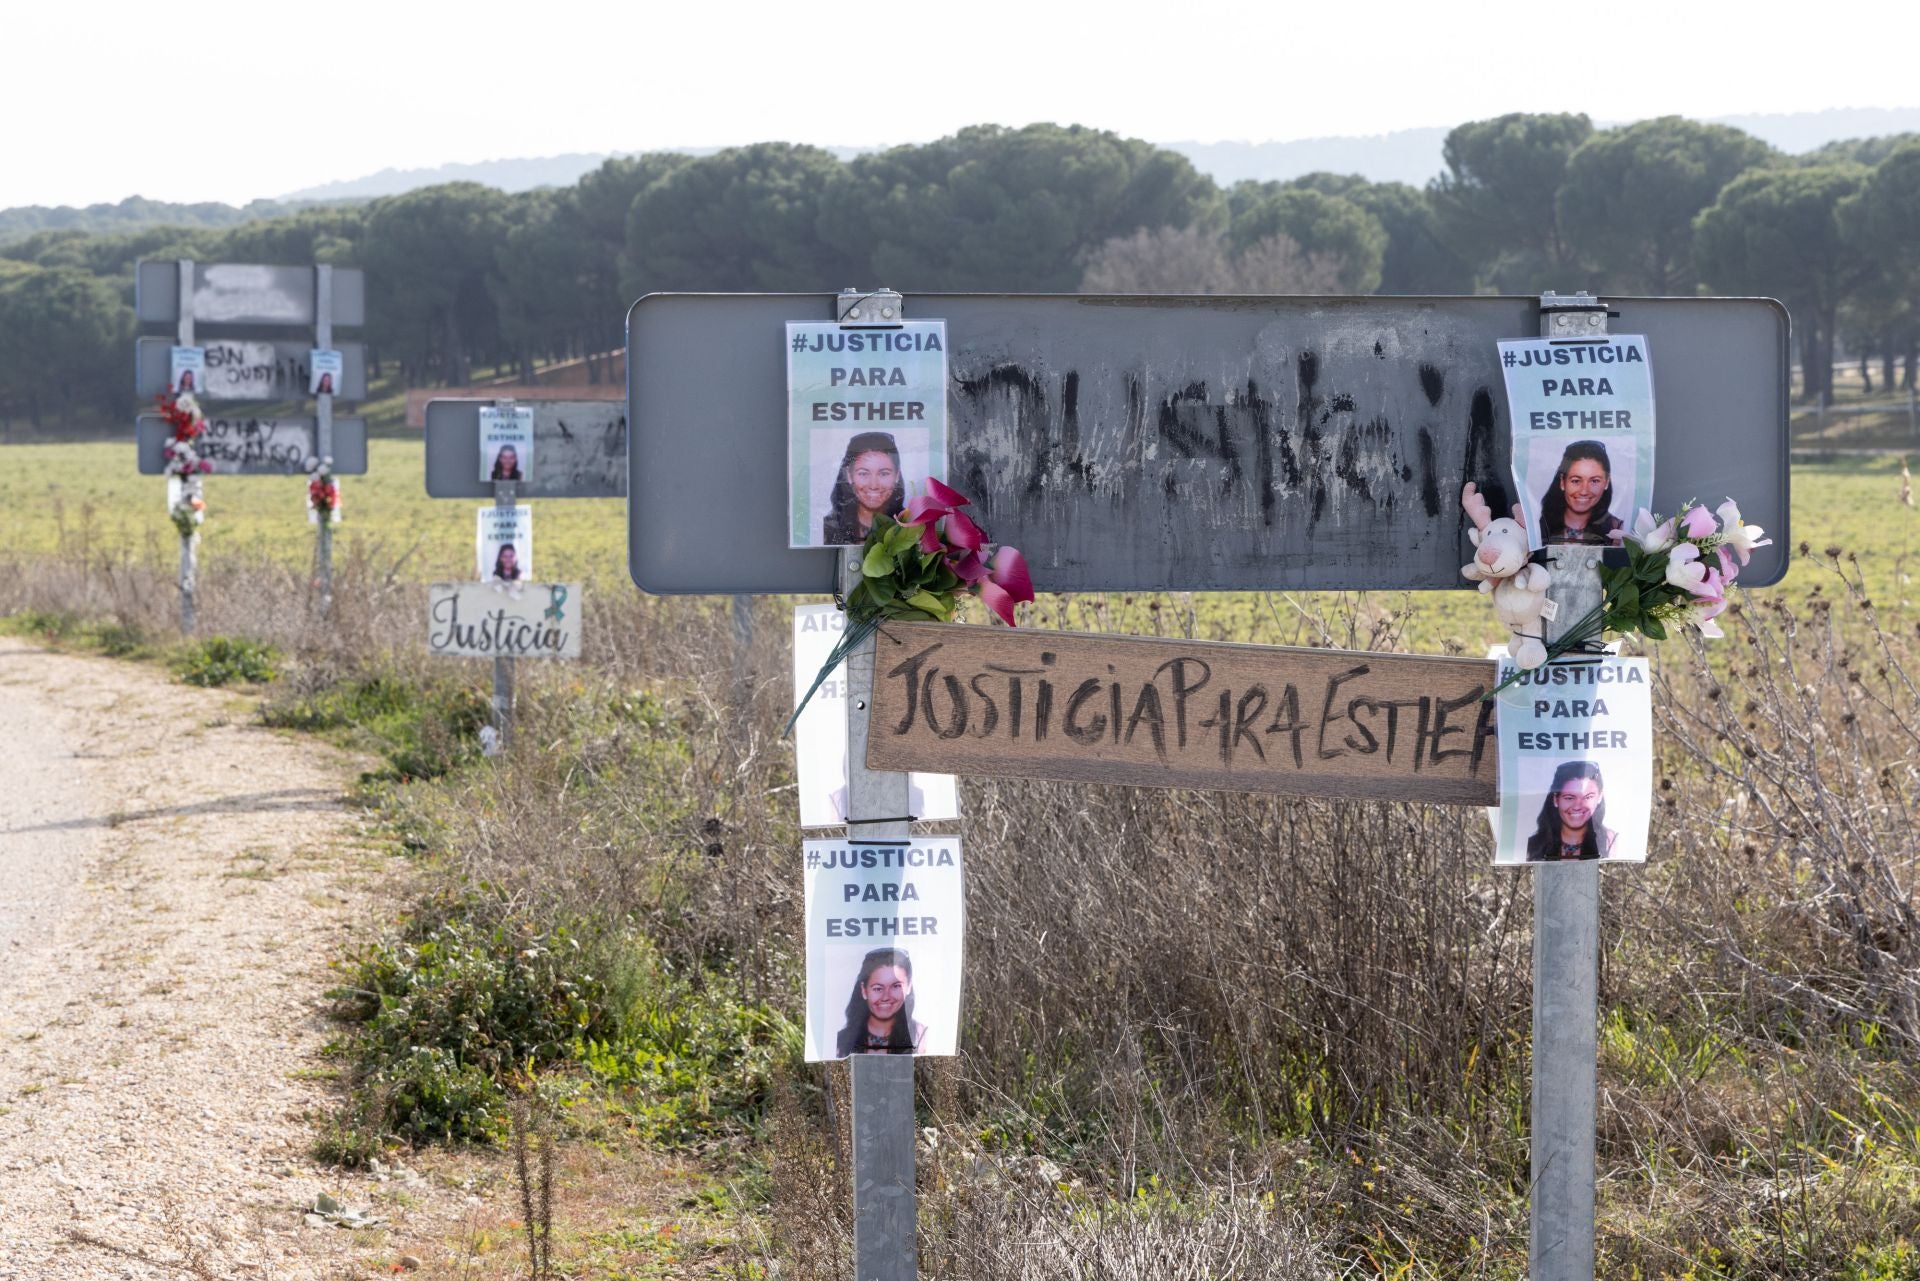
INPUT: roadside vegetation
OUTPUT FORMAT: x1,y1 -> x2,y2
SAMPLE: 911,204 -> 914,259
2,452 -> 1917,1278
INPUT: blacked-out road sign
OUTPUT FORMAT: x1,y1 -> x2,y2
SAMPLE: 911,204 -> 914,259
625,293 -> 1788,596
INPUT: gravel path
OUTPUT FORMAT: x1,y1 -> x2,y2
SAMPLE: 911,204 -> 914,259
0,638 -> 465,1279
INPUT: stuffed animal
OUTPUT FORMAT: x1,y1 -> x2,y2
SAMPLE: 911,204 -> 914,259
1461,482 -> 1550,669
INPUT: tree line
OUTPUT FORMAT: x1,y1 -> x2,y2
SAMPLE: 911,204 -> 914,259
2,115 -> 1915,434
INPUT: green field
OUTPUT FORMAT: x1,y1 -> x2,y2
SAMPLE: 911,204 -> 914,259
3,437 -> 1916,633
3,437 -> 631,587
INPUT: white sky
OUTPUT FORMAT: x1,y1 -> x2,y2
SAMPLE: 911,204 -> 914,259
10,0 -> 1915,208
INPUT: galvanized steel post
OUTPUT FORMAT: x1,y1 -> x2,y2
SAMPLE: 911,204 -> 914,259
1530,290 -> 1607,1280
841,560 -> 917,1281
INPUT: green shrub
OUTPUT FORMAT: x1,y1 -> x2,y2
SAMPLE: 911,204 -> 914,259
3,608 -> 77,641
174,635 -> 279,686
580,938 -> 798,1147
332,905 -> 615,1144
263,669 -> 490,781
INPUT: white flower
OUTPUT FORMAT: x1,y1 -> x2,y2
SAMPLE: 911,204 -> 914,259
1715,498 -> 1770,565
1666,543 -> 1706,592
1630,508 -> 1676,553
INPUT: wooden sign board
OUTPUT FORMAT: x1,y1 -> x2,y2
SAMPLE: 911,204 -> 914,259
136,337 -> 367,401
422,398 -> 626,499
427,582 -> 582,659
135,415 -> 368,475
864,622 -> 1498,805
135,261 -> 366,328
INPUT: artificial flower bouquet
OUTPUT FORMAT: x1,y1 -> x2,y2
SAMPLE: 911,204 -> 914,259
157,391 -> 213,537
1491,497 -> 1770,694
788,478 -> 1034,734
306,455 -> 341,525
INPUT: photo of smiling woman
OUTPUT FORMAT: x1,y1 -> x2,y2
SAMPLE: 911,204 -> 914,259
1525,760 -> 1619,861
835,947 -> 928,1056
822,431 -> 906,545
1536,439 -> 1628,546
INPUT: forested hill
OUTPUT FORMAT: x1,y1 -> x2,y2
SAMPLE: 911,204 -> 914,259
2,115 -> 1915,439
0,196 -> 321,245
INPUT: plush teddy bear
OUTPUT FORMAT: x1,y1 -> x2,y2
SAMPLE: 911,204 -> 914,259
1461,482 -> 1550,669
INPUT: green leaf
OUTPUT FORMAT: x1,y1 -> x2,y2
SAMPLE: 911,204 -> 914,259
862,542 -> 897,578
1641,614 -> 1668,641
904,590 -> 951,619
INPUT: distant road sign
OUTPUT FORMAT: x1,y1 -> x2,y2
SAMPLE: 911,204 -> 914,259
135,415 -> 368,475
423,399 -> 627,499
136,338 -> 367,401
426,582 -> 583,659
136,261 -> 366,328
626,293 -> 1790,596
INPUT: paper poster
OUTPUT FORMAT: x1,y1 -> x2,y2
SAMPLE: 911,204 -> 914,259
476,505 -> 533,583
309,349 -> 344,396
1499,335 -> 1655,551
1492,655 -> 1652,865
803,836 -> 964,1060
792,604 -> 959,827
170,346 -> 206,395
786,320 -> 948,549
479,405 -> 535,483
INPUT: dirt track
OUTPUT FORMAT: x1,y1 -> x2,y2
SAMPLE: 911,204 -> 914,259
0,638 -> 463,1279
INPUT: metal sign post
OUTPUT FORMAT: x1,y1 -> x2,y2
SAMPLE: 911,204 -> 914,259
175,259 -> 199,634
491,407 -> 519,750
314,264 -> 336,617
1529,292 -> 1608,1280
842,550 -> 917,1281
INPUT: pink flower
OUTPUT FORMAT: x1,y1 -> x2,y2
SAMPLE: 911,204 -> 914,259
947,550 -> 988,583
1681,505 -> 1718,540
1683,568 -> 1729,638
1629,509 -> 1676,553
1716,545 -> 1740,584
1714,498 -> 1769,565
1665,544 -> 1706,592
943,509 -> 985,552
923,477 -> 970,509
901,477 -> 972,527
977,546 -> 1034,626
1688,565 -> 1725,604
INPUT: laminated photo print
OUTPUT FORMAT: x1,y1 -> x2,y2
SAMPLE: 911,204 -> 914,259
170,346 -> 206,395
479,405 -> 535,484
309,348 -> 344,397
1498,335 -> 1656,551
803,837 -> 965,1060
786,320 -> 948,548
476,505 -> 533,584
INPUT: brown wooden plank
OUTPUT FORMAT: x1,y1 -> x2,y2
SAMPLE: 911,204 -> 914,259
864,622 -> 1498,806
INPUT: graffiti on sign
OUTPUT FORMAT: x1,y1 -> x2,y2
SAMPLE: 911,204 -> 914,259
865,622 -> 1499,804
136,415 -> 368,475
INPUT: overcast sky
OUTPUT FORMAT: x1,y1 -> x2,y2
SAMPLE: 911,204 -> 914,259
10,0 -> 1915,208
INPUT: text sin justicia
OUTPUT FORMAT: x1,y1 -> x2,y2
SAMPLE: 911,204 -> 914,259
883,644 -> 1496,773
